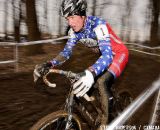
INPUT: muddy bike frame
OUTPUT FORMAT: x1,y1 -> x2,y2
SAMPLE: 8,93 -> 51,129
42,69 -> 103,129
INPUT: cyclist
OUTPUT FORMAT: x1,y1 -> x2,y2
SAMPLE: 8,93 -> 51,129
34,0 -> 129,122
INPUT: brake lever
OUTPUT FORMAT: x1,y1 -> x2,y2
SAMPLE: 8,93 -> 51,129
33,68 -> 41,82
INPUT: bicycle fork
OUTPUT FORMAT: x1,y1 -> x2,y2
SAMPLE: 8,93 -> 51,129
64,92 -> 74,130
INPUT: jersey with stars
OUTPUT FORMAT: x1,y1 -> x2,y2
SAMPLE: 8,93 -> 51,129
51,16 -> 113,76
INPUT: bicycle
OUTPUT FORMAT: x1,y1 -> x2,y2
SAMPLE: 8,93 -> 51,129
30,69 -> 133,130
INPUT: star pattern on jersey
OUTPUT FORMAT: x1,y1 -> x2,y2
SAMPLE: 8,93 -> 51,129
51,16 -> 113,76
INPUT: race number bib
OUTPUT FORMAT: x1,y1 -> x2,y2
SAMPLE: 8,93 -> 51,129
94,24 -> 109,40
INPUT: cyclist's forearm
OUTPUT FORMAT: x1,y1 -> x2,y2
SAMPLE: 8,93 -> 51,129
90,43 -> 113,76
50,31 -> 78,66
50,43 -> 73,66
50,54 -> 69,66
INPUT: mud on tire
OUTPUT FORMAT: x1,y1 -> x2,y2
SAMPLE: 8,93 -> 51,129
30,110 -> 82,130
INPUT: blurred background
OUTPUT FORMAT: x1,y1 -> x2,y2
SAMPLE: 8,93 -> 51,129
0,1 -> 160,129
0,0 -> 159,45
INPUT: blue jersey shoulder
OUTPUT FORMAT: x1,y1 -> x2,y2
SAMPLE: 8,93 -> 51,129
87,16 -> 106,28
73,16 -> 107,40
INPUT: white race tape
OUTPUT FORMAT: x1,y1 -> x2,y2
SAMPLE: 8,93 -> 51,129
0,36 -> 69,46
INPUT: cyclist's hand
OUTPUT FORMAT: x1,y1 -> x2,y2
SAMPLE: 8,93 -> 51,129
73,70 -> 94,97
33,62 -> 53,82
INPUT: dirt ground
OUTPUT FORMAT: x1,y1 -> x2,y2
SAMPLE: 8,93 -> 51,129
0,43 -> 160,130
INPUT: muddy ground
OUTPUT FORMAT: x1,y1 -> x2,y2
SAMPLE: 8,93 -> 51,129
0,43 -> 160,130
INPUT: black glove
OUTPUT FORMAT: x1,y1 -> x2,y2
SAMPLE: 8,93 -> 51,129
34,62 -> 53,77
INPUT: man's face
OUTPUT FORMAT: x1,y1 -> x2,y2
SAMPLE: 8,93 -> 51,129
66,15 -> 85,32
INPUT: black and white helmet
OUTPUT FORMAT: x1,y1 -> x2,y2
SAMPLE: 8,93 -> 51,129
61,0 -> 87,17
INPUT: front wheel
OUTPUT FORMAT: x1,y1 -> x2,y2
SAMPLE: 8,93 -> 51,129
30,110 -> 82,130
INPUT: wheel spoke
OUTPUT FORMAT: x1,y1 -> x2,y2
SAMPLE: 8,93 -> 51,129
39,117 -> 79,130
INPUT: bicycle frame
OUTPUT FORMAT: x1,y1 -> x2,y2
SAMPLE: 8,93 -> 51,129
63,77 -> 101,129
40,69 -> 103,129
32,68 -> 133,130
64,91 -> 74,129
